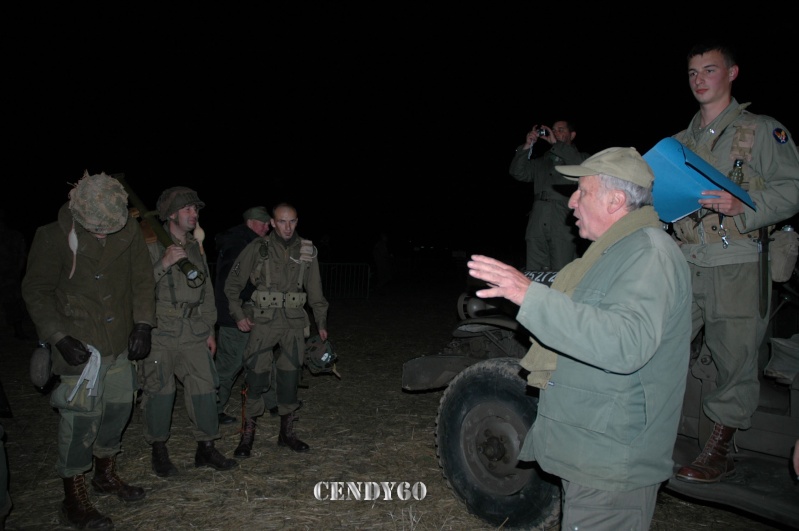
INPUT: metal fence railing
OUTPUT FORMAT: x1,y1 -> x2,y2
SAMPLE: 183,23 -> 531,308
319,262 -> 371,300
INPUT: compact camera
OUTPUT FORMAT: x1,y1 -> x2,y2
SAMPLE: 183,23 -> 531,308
537,128 -> 547,136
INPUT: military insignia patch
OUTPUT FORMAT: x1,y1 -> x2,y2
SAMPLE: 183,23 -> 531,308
772,128 -> 788,144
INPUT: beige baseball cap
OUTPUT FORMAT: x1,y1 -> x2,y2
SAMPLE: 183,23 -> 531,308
556,147 -> 654,189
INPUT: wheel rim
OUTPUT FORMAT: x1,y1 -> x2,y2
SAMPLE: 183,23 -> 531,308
459,399 -> 532,495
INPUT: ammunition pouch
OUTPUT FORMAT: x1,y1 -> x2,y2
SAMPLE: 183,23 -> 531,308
771,229 -> 799,283
253,290 -> 307,309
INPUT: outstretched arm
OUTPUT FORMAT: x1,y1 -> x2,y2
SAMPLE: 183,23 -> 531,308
467,255 -> 531,306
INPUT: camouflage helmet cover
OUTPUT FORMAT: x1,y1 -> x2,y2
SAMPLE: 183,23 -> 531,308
304,334 -> 338,374
156,186 -> 205,220
68,171 -> 129,234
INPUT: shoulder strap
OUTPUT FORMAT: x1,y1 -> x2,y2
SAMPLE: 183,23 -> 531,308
256,238 -> 270,288
730,115 -> 760,191
297,239 -> 315,291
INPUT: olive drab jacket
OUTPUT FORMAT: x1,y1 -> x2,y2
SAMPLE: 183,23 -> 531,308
21,203 -> 156,376
672,98 -> 799,265
224,231 -> 328,332
509,142 -> 590,205
146,226 -> 216,335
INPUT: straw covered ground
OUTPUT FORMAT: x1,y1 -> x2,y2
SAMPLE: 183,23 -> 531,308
0,261 -> 782,530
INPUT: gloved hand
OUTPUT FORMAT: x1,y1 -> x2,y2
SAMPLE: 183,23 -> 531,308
55,336 -> 91,366
127,323 -> 152,361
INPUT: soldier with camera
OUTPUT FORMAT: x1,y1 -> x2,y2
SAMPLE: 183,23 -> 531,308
509,119 -> 590,271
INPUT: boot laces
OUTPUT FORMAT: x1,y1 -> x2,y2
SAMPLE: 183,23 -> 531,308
75,475 -> 91,505
695,425 -> 735,464
97,457 -> 125,486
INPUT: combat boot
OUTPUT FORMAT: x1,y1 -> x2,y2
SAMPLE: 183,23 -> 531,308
675,423 -> 737,483
151,441 -> 178,478
194,441 -> 238,471
234,418 -> 256,458
278,412 -> 309,452
91,456 -> 145,501
61,474 -> 114,529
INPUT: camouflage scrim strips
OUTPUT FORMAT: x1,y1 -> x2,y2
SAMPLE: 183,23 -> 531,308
68,171 -> 129,234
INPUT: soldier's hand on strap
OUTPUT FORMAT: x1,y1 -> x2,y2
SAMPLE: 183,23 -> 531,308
56,335 -> 91,366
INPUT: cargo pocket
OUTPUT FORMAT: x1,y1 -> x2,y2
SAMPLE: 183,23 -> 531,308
50,373 -> 106,413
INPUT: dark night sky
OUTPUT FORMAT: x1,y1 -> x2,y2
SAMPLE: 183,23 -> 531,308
7,8 -> 796,267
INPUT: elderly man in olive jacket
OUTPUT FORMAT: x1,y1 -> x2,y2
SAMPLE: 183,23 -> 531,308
470,148 -> 692,530
22,172 -> 155,530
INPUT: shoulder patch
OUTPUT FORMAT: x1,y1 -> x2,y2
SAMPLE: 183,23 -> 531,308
773,128 -> 789,144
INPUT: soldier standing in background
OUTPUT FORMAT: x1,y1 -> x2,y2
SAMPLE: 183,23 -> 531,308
225,202 -> 329,456
214,206 -> 278,425
140,186 -> 238,478
509,120 -> 590,271
22,172 -> 156,530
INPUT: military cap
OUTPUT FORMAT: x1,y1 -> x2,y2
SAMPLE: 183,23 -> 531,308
243,206 -> 271,222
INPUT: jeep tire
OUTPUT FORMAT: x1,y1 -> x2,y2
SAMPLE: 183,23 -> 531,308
435,357 -> 560,529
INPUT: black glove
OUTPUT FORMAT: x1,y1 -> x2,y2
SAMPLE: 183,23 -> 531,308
127,323 -> 152,361
55,336 -> 91,366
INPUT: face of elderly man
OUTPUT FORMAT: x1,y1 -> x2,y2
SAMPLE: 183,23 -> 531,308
568,175 -> 618,241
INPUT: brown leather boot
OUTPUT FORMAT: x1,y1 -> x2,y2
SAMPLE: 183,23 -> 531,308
234,418 -> 256,458
194,441 -> 238,471
151,441 -> 178,478
278,412 -> 309,452
91,456 -> 146,501
61,474 -> 114,529
675,423 -> 737,483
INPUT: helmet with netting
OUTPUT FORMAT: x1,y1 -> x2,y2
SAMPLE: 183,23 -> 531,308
156,186 -> 205,220
68,171 -> 129,234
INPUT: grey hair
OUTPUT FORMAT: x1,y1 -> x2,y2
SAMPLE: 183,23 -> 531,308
596,173 -> 653,210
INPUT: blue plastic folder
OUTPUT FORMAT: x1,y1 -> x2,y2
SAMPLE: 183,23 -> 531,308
643,137 -> 756,223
